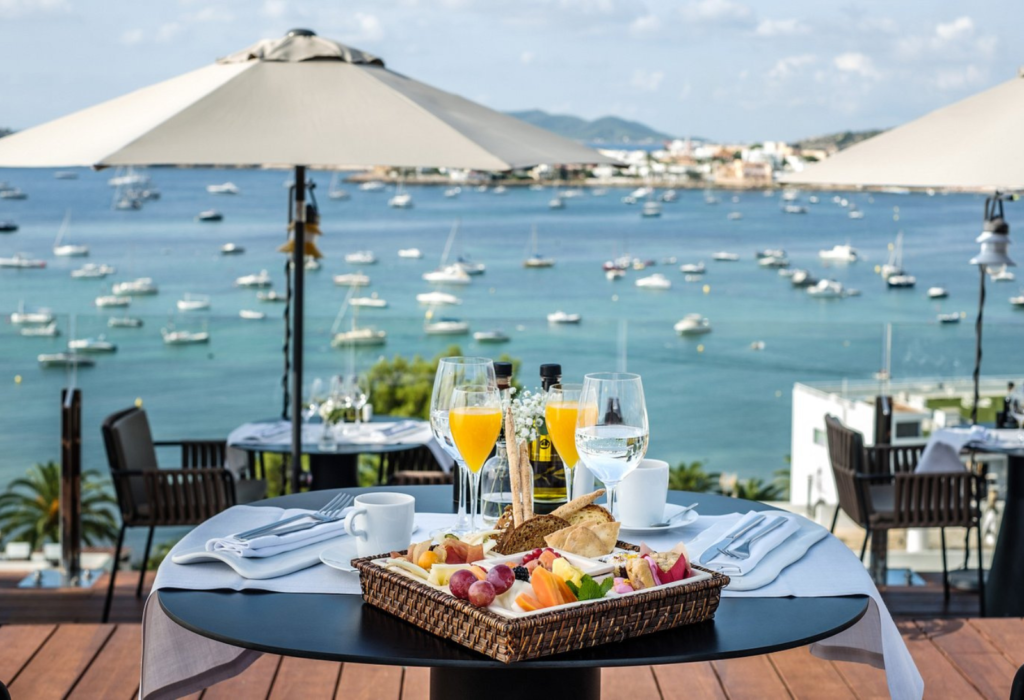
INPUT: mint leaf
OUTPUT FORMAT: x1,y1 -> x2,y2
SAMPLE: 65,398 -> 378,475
599,577 -> 614,596
567,574 -> 612,601
566,581 -> 580,597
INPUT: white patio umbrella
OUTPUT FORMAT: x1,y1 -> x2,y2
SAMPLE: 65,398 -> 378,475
0,29 -> 617,490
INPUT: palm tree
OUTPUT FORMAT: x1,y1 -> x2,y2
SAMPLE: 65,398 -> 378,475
0,462 -> 119,551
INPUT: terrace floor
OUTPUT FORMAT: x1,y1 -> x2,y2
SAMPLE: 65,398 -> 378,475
2,618 -> 1022,699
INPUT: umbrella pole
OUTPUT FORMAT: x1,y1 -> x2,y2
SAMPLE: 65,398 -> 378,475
291,165 -> 306,492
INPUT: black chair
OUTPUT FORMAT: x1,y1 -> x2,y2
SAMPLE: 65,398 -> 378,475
0,679 -> 10,700
1011,664 -> 1024,700
377,445 -> 451,486
100,407 -> 266,622
825,415 -> 986,613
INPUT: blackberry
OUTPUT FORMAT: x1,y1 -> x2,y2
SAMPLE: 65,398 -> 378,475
513,566 -> 530,582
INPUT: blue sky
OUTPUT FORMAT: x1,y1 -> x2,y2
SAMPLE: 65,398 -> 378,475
0,0 -> 1020,142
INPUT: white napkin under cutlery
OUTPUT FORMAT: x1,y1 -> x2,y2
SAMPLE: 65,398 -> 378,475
689,511 -> 801,576
206,507 -> 353,558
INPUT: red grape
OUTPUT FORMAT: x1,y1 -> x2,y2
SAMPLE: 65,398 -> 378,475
449,569 -> 477,600
468,580 -> 496,607
486,565 -> 514,594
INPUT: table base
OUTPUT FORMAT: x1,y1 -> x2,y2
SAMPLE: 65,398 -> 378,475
985,454 -> 1024,616
429,666 -> 600,700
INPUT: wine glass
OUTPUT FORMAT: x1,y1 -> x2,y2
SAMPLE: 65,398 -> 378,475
350,374 -> 370,426
449,385 -> 503,531
430,357 -> 497,533
304,377 -> 326,422
545,383 -> 583,502
1008,383 -> 1024,443
575,372 -> 649,519
330,375 -> 354,436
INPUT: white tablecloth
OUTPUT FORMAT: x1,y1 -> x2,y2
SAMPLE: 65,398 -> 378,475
141,508 -> 922,700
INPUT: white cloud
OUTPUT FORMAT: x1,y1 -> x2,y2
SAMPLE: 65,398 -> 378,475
754,18 -> 809,37
680,0 -> 751,24
155,22 -> 182,43
0,0 -> 68,17
933,64 -> 987,91
629,14 -> 661,36
120,28 -> 145,46
768,54 -> 815,80
261,0 -> 287,19
630,69 -> 664,92
834,52 -> 880,80
898,15 -> 997,60
341,13 -> 384,44
188,7 -> 235,23
935,16 -> 973,41
520,51 -> 535,65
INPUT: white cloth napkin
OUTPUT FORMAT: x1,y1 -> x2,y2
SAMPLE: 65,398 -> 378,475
206,507 -> 354,558
686,511 -> 803,576
916,426 -> 989,473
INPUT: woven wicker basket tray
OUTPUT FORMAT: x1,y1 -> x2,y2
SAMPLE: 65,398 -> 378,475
352,542 -> 729,663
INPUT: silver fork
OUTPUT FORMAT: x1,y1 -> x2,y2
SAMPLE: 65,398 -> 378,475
234,492 -> 353,541
720,517 -> 786,560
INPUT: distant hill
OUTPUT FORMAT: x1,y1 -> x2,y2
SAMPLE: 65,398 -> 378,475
0,128 -> 12,138
795,129 -> 883,152
507,110 -> 673,143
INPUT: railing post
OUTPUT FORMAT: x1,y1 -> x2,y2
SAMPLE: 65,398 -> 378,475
61,388 -> 82,584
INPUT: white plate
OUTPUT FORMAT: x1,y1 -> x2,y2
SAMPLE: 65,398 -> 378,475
618,503 -> 698,533
320,525 -> 421,573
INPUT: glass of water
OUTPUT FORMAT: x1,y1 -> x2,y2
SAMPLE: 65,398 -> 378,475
575,372 -> 649,519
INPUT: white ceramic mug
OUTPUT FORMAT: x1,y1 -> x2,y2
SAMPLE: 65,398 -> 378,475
617,459 -> 669,527
344,492 -> 415,557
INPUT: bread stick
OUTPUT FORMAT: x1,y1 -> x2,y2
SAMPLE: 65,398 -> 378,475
505,408 -> 524,527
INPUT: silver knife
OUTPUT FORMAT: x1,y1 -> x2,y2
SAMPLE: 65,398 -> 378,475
698,514 -> 767,565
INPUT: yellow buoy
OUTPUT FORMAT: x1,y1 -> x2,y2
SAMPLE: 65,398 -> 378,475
14,375 -> 22,384
697,344 -> 705,353
135,397 -> 143,408
611,294 -> 619,302
702,284 -> 711,295
775,390 -> 782,398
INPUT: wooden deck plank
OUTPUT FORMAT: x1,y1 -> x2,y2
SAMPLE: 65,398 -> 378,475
400,667 -> 430,700
268,657 -> 341,700
916,619 -> 1017,699
70,624 -> 143,700
969,618 -> 1024,666
896,621 -> 982,700
201,654 -> 281,700
830,661 -> 889,700
0,624 -> 55,684
653,662 -> 726,700
602,666 -> 661,699
769,648 -> 856,699
335,663 -> 403,700
8,624 -> 114,700
711,656 -> 791,700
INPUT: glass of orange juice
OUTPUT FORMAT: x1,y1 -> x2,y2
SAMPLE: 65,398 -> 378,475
449,386 -> 503,530
545,383 -> 583,501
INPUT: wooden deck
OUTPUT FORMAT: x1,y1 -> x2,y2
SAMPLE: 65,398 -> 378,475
1,618 -> 1021,699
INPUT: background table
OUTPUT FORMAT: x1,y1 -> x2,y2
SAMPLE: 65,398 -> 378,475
158,487 -> 869,700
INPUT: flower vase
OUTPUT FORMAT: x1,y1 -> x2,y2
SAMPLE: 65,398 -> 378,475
318,422 -> 338,452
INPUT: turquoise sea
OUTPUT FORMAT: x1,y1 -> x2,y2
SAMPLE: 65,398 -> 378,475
2,167 -> 1022,494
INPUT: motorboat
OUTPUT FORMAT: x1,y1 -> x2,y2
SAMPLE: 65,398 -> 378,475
927,287 -> 949,299
635,273 -> 672,290
629,187 -> 652,200
107,167 -> 149,188
206,182 -> 240,195
819,244 -> 858,262
235,270 -> 272,288
114,194 -> 142,211
454,257 -> 486,275
68,336 -> 117,353
781,190 -> 800,202
350,293 -> 388,308
782,204 -> 808,214
1010,295 -> 1024,308
547,311 -> 581,324
425,318 -> 470,335
345,251 -> 377,265
474,330 -> 510,344
52,211 -> 88,257
221,243 -> 245,255
529,184 -> 546,191
332,273 -> 371,287
54,171 -> 78,180
388,191 -> 414,209
196,210 -> 223,222
422,264 -> 471,285
0,221 -> 17,232
592,188 -> 608,197
444,187 -> 462,198
641,200 -> 662,218
886,274 -> 916,289
848,209 -> 865,219
239,309 -> 266,320
0,253 -> 46,268
332,327 -> 387,346
750,341 -> 766,351
679,262 -> 705,275
606,268 -> 625,281
989,265 -> 1015,282
621,195 -> 637,205
0,188 -> 27,200
71,263 -> 115,279
603,256 -> 631,272
674,314 -> 711,336
758,256 -> 790,269
305,257 -> 321,271
937,313 -> 961,324
162,328 -> 210,345
359,181 -> 386,192
756,249 -> 786,259
809,195 -> 820,204
95,295 -> 131,308
807,280 -> 846,298
257,290 -> 287,302
20,322 -> 60,337
177,294 -> 210,312
112,278 -> 158,295
790,270 -> 817,288
493,185 -> 508,195
778,268 -> 796,278
476,185 -> 489,193
108,316 -> 143,328
663,256 -> 678,265
712,252 -> 739,262
398,248 -> 423,259
38,353 -> 94,368
660,190 -> 679,203
704,193 -> 719,205
417,291 -> 461,306
548,197 -> 565,210
727,212 -> 743,220
523,225 -> 555,268
10,304 -> 54,325
561,189 -> 584,199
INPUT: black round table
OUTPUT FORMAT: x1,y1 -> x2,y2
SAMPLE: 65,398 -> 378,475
158,486 -> 869,700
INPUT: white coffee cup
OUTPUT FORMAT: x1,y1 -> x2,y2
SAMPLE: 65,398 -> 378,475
617,459 -> 669,527
344,492 -> 416,557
